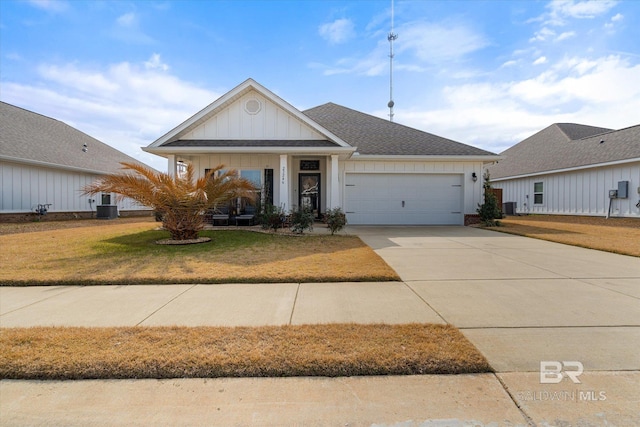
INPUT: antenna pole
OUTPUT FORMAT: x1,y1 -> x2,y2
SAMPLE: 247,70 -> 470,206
387,0 -> 398,122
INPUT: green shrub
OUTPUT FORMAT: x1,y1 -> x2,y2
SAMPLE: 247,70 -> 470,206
477,171 -> 502,227
323,207 -> 347,235
259,204 -> 285,232
289,206 -> 314,234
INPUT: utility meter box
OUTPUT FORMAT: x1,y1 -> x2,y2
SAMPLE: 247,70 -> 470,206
617,181 -> 629,199
609,190 -> 618,199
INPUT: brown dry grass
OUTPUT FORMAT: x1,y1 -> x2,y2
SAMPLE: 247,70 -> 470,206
0,324 -> 491,379
0,218 -> 399,285
489,215 -> 640,257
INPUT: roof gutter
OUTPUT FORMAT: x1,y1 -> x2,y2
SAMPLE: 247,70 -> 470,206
143,146 -> 357,156
349,154 -> 503,162
491,157 -> 640,182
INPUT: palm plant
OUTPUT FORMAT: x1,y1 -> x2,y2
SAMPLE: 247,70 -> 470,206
83,162 -> 256,241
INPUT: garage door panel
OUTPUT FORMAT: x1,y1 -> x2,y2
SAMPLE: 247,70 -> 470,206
345,173 -> 463,225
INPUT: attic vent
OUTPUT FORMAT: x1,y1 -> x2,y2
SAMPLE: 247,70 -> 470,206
244,99 -> 261,115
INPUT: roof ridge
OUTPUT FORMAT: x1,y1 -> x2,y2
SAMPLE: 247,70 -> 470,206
576,123 -> 640,140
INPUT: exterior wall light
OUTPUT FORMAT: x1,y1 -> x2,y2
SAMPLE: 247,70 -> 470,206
472,172 -> 478,182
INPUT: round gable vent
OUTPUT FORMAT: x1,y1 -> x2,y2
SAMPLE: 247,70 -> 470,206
244,98 -> 262,115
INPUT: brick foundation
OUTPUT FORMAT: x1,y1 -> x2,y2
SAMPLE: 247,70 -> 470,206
0,210 -> 153,223
464,214 -> 482,226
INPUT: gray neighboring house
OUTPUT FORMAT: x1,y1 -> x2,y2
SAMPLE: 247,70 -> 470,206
489,123 -> 640,218
144,78 -> 499,225
0,101 -> 152,221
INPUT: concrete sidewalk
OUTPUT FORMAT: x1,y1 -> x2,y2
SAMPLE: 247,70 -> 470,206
1,226 -> 639,426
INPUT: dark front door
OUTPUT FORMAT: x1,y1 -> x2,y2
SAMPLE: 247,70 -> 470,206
299,173 -> 321,218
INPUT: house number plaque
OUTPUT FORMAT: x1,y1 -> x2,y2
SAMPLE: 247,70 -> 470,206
300,160 -> 320,171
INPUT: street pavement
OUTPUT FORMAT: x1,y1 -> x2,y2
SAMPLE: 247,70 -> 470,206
1,226 -> 639,426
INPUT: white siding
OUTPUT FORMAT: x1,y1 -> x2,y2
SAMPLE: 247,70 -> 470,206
182,90 -> 325,141
0,161 -> 146,214
172,155 -> 486,220
493,161 -> 640,218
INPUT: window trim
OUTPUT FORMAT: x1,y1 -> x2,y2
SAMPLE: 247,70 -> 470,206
533,181 -> 544,205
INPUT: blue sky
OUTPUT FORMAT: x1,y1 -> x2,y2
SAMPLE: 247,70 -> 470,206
1,0 -> 639,171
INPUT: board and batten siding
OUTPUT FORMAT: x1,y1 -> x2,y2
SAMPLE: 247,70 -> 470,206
182,91 -> 324,141
342,159 -> 484,215
492,162 -> 640,218
0,160 -> 144,213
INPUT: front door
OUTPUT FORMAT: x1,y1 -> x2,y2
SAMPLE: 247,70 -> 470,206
299,173 -> 321,218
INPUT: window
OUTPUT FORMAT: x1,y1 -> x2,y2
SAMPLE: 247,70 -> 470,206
240,170 -> 262,188
534,182 -> 544,205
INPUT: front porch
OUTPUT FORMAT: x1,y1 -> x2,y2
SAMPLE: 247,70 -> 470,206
166,152 -> 347,217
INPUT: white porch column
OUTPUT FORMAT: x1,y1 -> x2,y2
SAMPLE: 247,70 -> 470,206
329,154 -> 340,209
279,154 -> 289,210
167,154 -> 177,177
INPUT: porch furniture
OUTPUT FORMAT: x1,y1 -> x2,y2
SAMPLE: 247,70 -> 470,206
235,205 -> 256,226
211,206 -> 230,226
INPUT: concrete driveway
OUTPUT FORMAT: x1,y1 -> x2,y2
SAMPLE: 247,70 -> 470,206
1,225 -> 639,425
354,225 -> 640,425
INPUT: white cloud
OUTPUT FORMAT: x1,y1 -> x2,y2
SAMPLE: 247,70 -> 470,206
313,19 -> 488,76
604,13 -> 624,30
611,13 -> 623,21
555,31 -> 576,41
117,12 -> 137,28
501,60 -> 519,68
319,18 -> 355,44
397,21 -> 489,63
1,58 -> 220,170
391,54 -> 640,154
144,53 -> 169,71
27,0 -> 68,13
530,27 -> 555,42
549,0 -> 618,20
533,56 -> 548,65
542,0 -> 618,26
111,12 -> 154,44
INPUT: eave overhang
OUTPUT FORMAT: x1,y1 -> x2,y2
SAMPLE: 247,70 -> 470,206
348,154 -> 503,163
143,145 -> 357,157
491,157 -> 640,182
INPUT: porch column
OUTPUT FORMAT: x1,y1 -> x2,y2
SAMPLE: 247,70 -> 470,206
167,154 -> 177,177
279,154 -> 289,210
329,154 -> 340,209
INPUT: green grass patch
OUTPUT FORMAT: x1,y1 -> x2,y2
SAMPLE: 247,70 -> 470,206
0,324 -> 492,379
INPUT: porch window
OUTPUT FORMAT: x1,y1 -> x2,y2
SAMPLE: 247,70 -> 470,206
533,182 -> 544,205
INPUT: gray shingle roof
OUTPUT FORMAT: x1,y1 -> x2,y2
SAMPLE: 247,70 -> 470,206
489,123 -> 640,179
555,123 -> 613,140
0,101 -> 147,174
303,103 -> 497,156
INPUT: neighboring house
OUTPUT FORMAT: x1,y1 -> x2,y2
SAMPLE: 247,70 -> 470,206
0,101 -> 152,221
489,123 -> 640,218
144,78 -> 499,225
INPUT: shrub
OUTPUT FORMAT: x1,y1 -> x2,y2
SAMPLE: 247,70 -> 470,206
289,206 -> 314,234
477,170 -> 502,227
259,204 -> 286,232
323,207 -> 347,235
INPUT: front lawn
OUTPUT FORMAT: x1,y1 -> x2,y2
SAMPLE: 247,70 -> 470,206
488,215 -> 640,257
0,219 -> 399,285
0,324 -> 491,379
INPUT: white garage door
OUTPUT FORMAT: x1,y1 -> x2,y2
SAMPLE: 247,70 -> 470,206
345,173 -> 463,225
